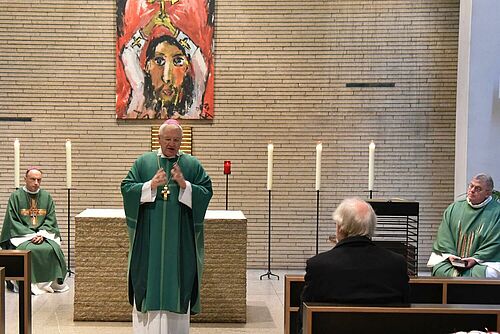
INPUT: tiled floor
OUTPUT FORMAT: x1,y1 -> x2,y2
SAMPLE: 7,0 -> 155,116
5,269 -> 303,334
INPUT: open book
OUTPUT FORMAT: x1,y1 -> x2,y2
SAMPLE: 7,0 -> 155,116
450,258 -> 467,268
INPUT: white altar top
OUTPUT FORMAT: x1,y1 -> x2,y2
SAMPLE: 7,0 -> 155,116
76,208 -> 246,220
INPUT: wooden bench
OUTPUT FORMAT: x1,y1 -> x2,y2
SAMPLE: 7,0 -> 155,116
285,274 -> 500,334
302,302 -> 500,334
0,250 -> 32,334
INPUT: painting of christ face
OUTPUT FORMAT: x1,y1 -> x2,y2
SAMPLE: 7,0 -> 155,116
143,35 -> 194,119
146,39 -> 190,107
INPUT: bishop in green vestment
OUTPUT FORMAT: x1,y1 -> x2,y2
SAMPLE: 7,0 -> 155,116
428,173 -> 500,277
0,168 -> 68,293
121,120 -> 212,326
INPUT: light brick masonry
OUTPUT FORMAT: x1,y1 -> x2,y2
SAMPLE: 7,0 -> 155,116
0,0 -> 460,272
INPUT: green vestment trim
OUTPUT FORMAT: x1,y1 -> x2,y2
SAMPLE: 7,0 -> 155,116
121,151 -> 212,314
432,199 -> 500,277
0,189 -> 67,283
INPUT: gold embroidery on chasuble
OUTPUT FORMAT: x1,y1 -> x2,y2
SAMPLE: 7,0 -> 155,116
20,198 -> 47,226
456,222 -> 483,258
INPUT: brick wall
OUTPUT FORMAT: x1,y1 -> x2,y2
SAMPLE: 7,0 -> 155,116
0,0 -> 459,272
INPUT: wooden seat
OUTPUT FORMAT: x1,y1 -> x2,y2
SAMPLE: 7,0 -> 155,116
0,250 -> 32,334
285,274 -> 500,334
0,267 -> 5,334
302,302 -> 500,334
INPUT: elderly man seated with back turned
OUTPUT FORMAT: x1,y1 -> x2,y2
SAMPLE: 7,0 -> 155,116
299,197 -> 409,333
427,173 -> 500,278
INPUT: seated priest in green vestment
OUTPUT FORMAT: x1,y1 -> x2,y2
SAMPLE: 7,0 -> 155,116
0,167 -> 68,294
121,119 -> 212,334
427,173 -> 500,278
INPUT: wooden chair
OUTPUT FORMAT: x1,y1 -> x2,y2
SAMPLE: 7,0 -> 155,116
0,250 -> 32,334
0,267 -> 5,334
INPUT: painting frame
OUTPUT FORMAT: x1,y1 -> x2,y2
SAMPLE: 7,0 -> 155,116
116,0 -> 215,120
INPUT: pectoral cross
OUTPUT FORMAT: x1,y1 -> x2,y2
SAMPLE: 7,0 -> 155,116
29,198 -> 46,226
29,207 -> 42,226
161,184 -> 170,200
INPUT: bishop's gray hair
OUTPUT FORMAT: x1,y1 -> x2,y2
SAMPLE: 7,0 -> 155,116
159,121 -> 183,136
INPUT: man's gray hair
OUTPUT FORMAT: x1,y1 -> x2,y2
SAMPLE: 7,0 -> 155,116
472,173 -> 494,191
333,197 -> 377,238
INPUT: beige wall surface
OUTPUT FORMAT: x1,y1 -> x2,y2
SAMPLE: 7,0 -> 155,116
0,0 -> 459,272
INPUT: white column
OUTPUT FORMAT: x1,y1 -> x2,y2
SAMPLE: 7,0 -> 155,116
455,0 -> 500,197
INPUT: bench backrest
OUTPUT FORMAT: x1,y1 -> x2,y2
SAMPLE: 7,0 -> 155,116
285,274 -> 500,334
302,303 -> 500,334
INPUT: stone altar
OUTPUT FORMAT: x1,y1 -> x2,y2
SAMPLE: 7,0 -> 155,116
74,209 -> 247,322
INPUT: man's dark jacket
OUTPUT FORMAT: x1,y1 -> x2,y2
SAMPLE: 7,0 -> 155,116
299,236 -> 409,332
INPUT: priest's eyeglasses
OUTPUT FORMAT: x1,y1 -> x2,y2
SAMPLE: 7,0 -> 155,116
467,183 -> 484,193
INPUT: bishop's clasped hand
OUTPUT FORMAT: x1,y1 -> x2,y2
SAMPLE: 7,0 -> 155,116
155,159 -> 183,201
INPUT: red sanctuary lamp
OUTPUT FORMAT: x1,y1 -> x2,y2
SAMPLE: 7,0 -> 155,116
224,160 -> 231,175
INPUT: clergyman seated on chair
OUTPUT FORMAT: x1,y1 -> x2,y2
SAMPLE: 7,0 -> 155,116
427,173 -> 500,278
299,197 -> 409,333
0,167 -> 68,295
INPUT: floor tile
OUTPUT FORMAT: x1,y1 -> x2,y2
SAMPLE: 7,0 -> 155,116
4,269 -> 303,334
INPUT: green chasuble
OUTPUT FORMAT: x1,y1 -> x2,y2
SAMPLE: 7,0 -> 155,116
121,151 -> 212,315
432,198 -> 500,277
0,188 -> 67,283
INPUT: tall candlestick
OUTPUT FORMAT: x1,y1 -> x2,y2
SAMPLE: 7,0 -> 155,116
14,139 -> 20,188
368,141 -> 376,191
267,143 -> 274,190
315,142 -> 322,191
66,140 -> 72,189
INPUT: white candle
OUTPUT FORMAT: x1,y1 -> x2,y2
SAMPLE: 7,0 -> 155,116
368,141 -> 376,191
267,143 -> 274,190
14,139 -> 20,188
66,140 -> 72,189
315,142 -> 322,191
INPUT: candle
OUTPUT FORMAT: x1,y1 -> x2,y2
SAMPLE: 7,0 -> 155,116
267,143 -> 274,190
14,139 -> 20,188
66,140 -> 72,189
368,141 -> 376,191
315,142 -> 322,191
